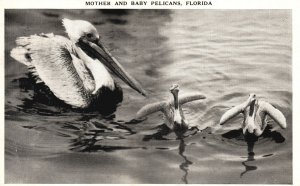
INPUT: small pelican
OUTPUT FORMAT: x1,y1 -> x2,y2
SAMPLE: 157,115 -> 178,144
219,93 -> 287,136
136,84 -> 206,130
10,19 -> 146,108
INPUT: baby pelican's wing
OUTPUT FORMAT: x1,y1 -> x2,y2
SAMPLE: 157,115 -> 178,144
136,101 -> 168,119
178,93 -> 206,105
219,103 -> 244,125
10,34 -> 93,108
260,101 -> 287,129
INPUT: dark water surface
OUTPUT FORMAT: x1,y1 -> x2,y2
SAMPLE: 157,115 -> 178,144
5,10 -> 292,183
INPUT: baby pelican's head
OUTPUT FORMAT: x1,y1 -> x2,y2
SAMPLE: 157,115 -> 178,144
62,18 -> 100,42
247,93 -> 256,105
170,84 -> 179,94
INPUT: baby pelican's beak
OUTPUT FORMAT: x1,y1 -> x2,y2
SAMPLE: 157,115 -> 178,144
77,38 -> 147,96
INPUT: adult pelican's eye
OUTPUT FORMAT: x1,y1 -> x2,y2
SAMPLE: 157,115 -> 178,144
86,33 -> 93,38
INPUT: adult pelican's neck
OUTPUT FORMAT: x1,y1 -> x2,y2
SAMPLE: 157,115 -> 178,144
74,45 -> 115,93
172,91 -> 179,109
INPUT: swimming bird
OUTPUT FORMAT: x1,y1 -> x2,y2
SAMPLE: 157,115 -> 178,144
10,18 -> 146,109
136,84 -> 206,130
219,93 -> 287,136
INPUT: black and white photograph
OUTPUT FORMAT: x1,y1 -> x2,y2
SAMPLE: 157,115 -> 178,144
4,8 -> 293,184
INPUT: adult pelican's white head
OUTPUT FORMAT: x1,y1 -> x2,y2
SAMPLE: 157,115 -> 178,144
62,19 -> 100,42
10,18 -> 146,109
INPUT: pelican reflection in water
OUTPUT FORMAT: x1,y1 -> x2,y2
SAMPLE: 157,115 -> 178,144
178,138 -> 192,184
10,19 -> 146,110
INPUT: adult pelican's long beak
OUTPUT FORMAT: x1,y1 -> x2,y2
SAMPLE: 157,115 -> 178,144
78,38 -> 147,96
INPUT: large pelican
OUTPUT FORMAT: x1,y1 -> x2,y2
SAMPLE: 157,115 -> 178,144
10,18 -> 146,109
136,84 -> 206,130
219,93 -> 287,136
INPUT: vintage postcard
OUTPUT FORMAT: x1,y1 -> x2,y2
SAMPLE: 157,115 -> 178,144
1,0 -> 299,184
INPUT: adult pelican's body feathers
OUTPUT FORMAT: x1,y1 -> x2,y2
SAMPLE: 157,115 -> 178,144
136,84 -> 206,130
219,94 -> 287,136
10,19 -> 146,108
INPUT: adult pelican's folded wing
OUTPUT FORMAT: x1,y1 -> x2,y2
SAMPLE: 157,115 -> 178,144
178,93 -> 206,105
260,101 -> 287,129
136,101 -> 168,119
219,104 -> 244,125
10,34 -> 93,108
